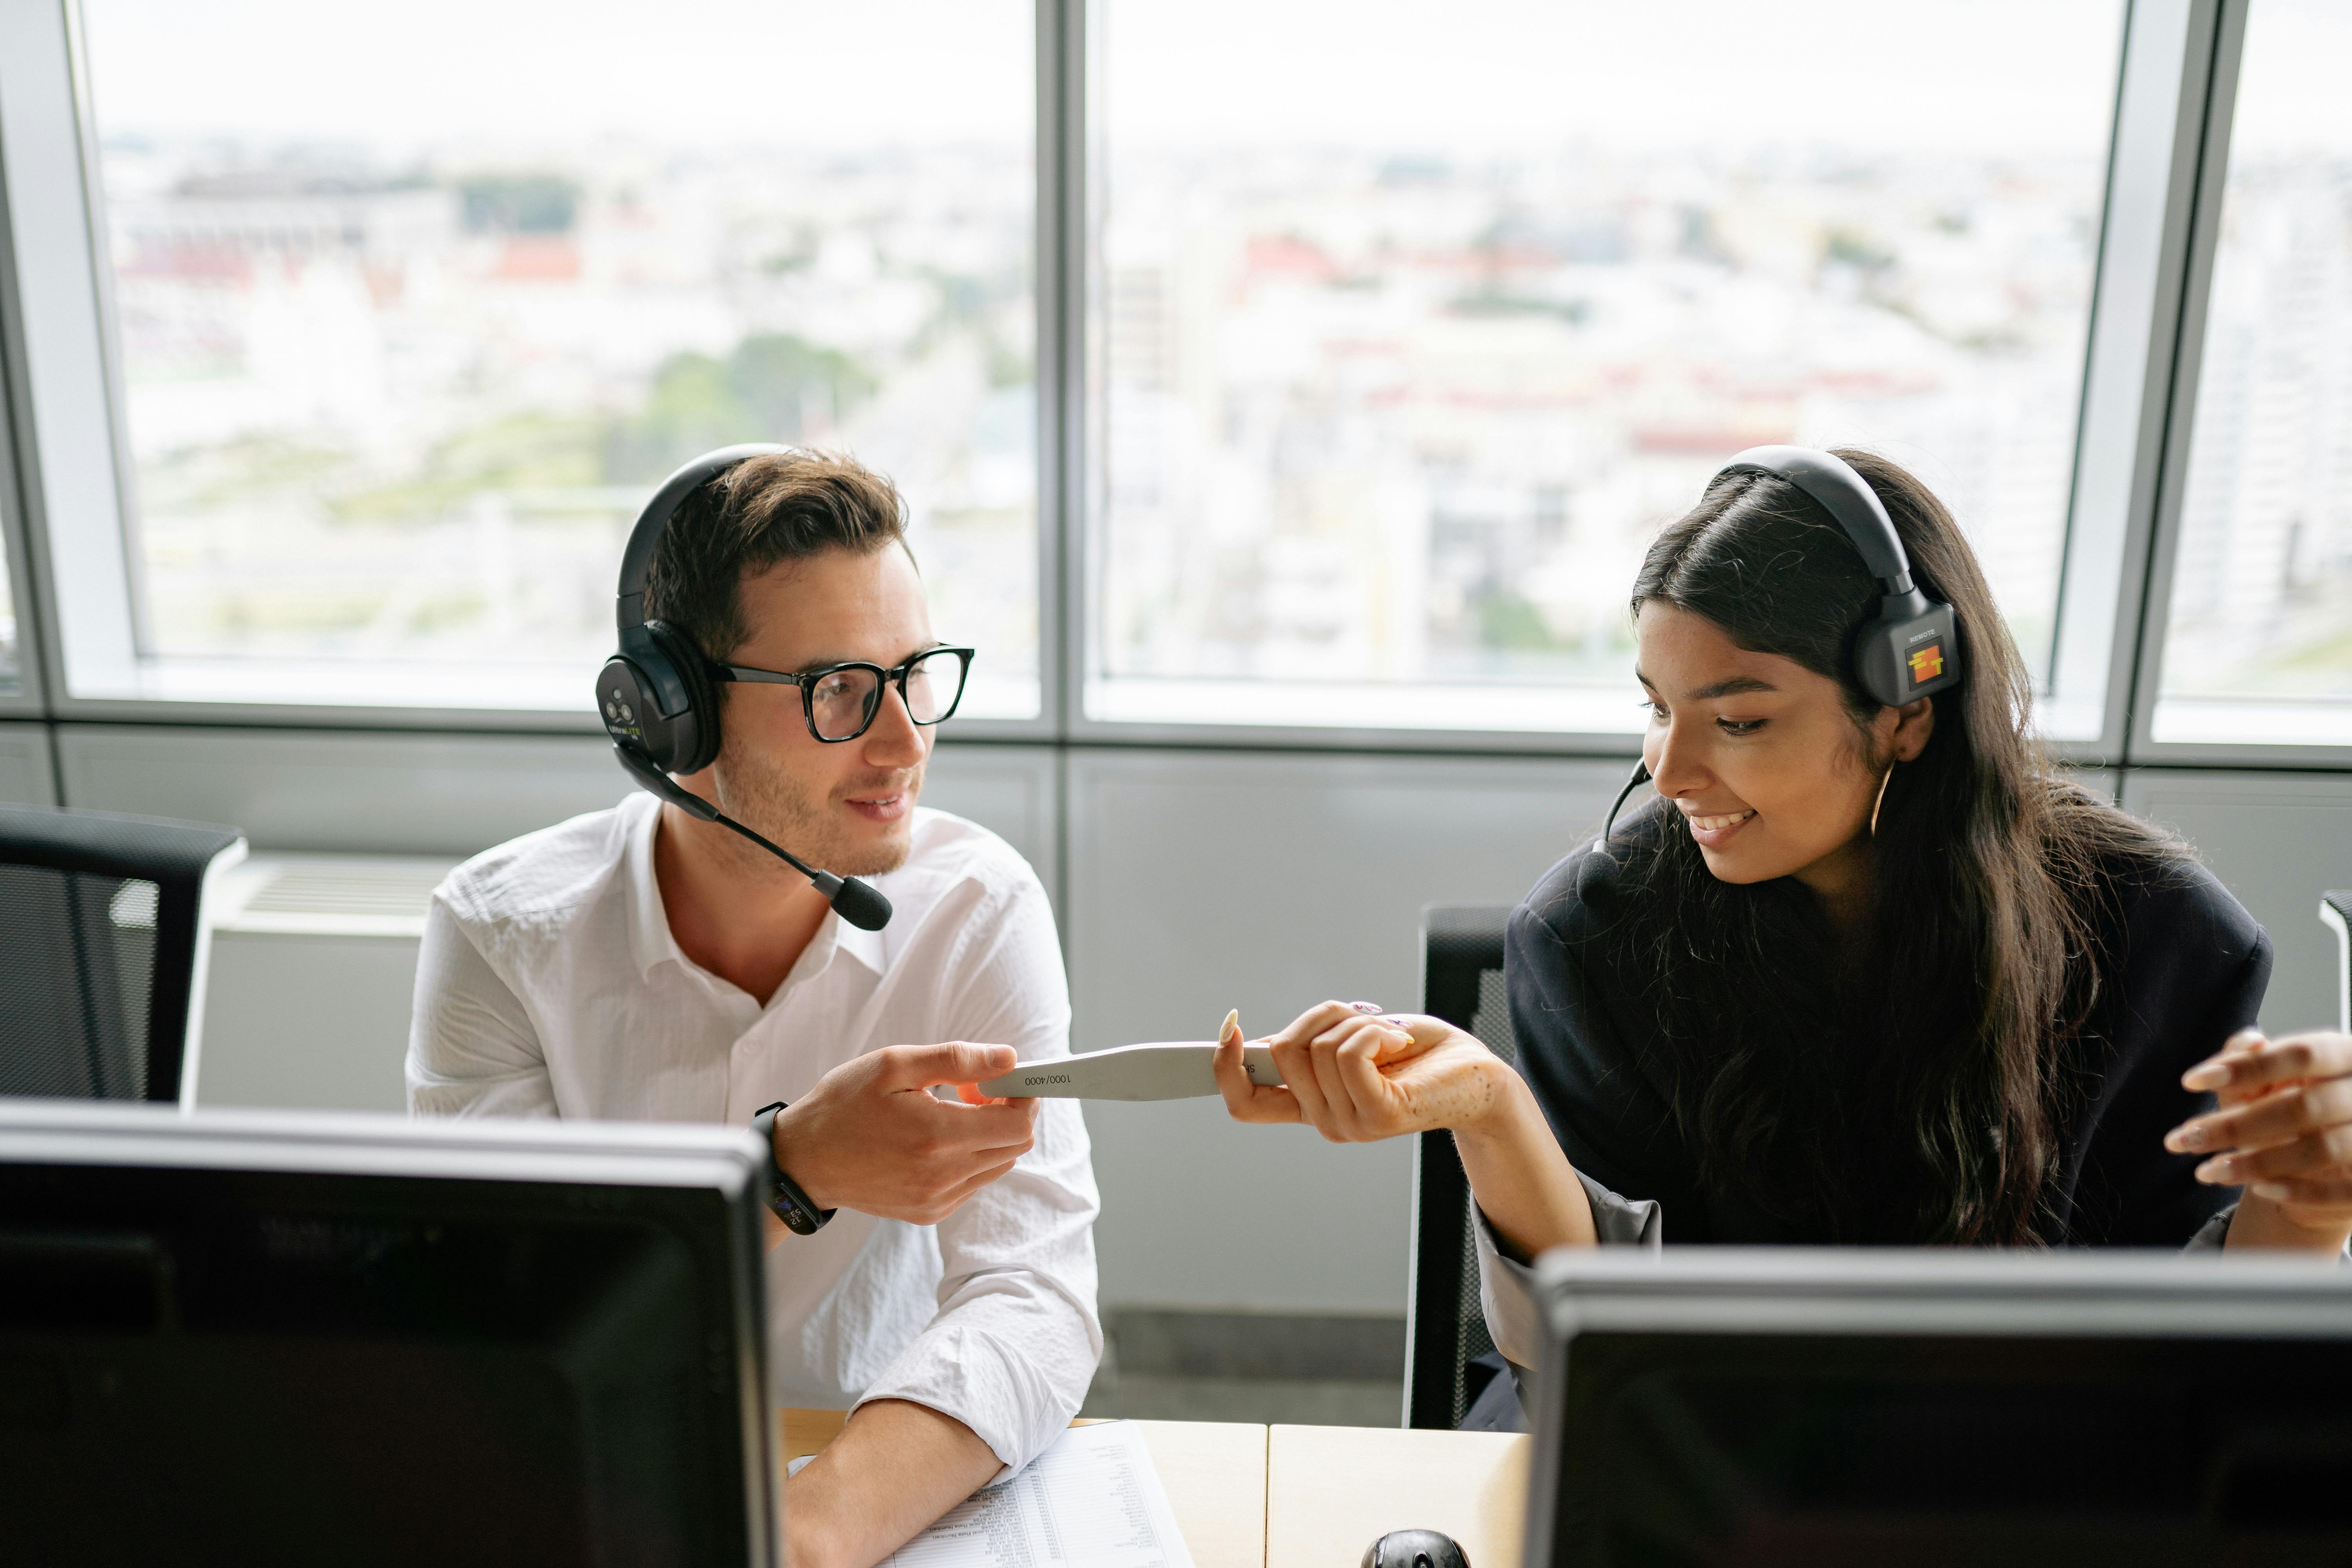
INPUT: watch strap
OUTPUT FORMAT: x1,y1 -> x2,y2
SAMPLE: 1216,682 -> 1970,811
751,1100 -> 835,1235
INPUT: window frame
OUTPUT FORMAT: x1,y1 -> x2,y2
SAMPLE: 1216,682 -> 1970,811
2042,0 -> 2246,764
0,349 -> 48,718
1065,0 -> 2158,760
2125,0 -> 2352,766
0,0 -> 1062,741
0,0 -> 2336,770
0,0 -> 122,724
0,16 -> 46,722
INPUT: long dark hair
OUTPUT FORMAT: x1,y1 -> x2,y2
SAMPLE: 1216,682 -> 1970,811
1602,450 -> 2186,1245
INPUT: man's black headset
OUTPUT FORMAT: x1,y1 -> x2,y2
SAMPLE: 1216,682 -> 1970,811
1601,444 -> 1962,839
595,443 -> 894,932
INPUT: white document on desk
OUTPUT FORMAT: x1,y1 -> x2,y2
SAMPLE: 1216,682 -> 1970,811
802,1420 -> 1195,1568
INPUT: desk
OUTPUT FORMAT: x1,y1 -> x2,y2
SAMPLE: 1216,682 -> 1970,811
1267,1425 -> 1527,1567
780,1411 -> 1528,1568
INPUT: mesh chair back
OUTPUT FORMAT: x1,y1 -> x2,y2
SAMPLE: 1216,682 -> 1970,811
1406,904 -> 1515,1429
0,806 -> 245,1104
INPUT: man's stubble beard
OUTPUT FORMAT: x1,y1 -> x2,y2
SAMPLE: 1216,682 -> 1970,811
710,733 -> 923,880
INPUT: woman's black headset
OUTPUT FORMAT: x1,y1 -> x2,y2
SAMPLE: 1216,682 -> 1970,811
1602,444 -> 1962,839
1719,444 -> 1961,708
594,443 -> 893,931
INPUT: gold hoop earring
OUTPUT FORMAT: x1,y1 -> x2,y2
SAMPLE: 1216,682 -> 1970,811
1869,764 -> 1895,838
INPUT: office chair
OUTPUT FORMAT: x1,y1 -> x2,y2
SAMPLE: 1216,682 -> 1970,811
0,804 -> 246,1106
1405,903 -> 1516,1429
2325,891 -> 2350,1034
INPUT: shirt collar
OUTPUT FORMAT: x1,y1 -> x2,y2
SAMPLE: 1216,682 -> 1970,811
830,900 -> 889,977
624,791 -> 892,986
624,792 -> 684,982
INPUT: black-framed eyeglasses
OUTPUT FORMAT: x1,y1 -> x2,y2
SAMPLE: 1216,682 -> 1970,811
713,645 -> 975,743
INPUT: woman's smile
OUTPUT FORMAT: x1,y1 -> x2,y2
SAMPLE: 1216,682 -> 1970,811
1682,806 -> 1757,847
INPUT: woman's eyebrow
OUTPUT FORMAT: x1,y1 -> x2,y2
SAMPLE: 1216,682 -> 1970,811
1691,675 -> 1778,699
1635,671 -> 1777,699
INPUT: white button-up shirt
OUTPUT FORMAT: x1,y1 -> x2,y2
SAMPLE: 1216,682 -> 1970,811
406,792 -> 1100,1471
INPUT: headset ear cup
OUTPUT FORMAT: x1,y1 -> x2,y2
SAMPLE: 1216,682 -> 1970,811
1855,622 -> 1909,709
1855,604 -> 1960,709
596,656 -> 664,767
645,621 -> 724,774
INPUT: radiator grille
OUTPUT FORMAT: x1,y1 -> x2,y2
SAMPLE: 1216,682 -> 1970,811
243,864 -> 451,918
220,858 -> 456,937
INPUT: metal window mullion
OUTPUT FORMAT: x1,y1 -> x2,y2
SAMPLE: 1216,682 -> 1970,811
2043,0 -> 2233,766
2121,0 -> 2246,761
0,0 -> 142,710
60,0 -> 153,664
0,310 -> 53,719
0,7 -> 67,720
1040,0 -> 1087,746
2127,2 -> 2350,767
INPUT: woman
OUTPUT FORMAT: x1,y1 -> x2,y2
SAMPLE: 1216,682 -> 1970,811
1213,448 -> 2352,1423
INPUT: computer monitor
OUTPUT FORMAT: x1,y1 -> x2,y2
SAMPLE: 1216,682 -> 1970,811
1523,1248 -> 2352,1568
0,1100 -> 777,1568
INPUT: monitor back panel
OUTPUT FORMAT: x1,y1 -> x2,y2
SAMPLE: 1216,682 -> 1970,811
0,1158 -> 761,1568
1540,1328 -> 2352,1568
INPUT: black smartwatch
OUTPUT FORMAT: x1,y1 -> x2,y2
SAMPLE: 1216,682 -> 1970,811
750,1100 -> 835,1235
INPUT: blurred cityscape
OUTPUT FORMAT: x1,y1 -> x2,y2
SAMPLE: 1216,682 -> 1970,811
2163,161 -> 2352,702
1097,143 -> 2103,695
96,134 -> 1039,711
92,7 -> 2348,726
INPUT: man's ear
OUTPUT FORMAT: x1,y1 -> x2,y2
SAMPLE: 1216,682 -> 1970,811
1890,694 -> 1936,762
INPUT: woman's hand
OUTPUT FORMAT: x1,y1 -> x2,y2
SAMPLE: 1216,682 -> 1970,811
1213,998 -> 1602,1256
1211,1000 -> 1515,1143
2168,1027 -> 2352,1252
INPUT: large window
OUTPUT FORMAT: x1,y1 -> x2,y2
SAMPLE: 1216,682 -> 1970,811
1086,0 -> 2127,732
2154,0 -> 2352,747
75,0 -> 1038,716
15,3 -> 2342,760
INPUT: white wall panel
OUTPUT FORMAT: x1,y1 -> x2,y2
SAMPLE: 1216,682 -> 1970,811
1066,748 -> 1633,1314
199,931 -> 422,1113
180,744 -> 1057,1114
922,744 -> 1060,909
2071,766 -> 2121,805
2122,769 -> 2352,1035
58,725 -> 626,851
0,722 -> 56,805
53,725 -> 1059,893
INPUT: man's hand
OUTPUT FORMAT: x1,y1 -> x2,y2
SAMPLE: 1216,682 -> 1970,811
773,1043 -> 1040,1224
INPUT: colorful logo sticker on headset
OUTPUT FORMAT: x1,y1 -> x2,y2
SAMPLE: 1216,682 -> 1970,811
1907,643 -> 1946,686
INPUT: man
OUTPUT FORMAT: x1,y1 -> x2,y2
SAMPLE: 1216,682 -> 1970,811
408,451 -> 1098,1568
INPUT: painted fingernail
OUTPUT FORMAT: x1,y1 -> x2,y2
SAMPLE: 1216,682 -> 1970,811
2166,1125 -> 2210,1152
1348,1001 -> 1382,1014
1220,1008 -> 1240,1042
2194,1156 -> 2237,1183
2183,1065 -> 2228,1091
